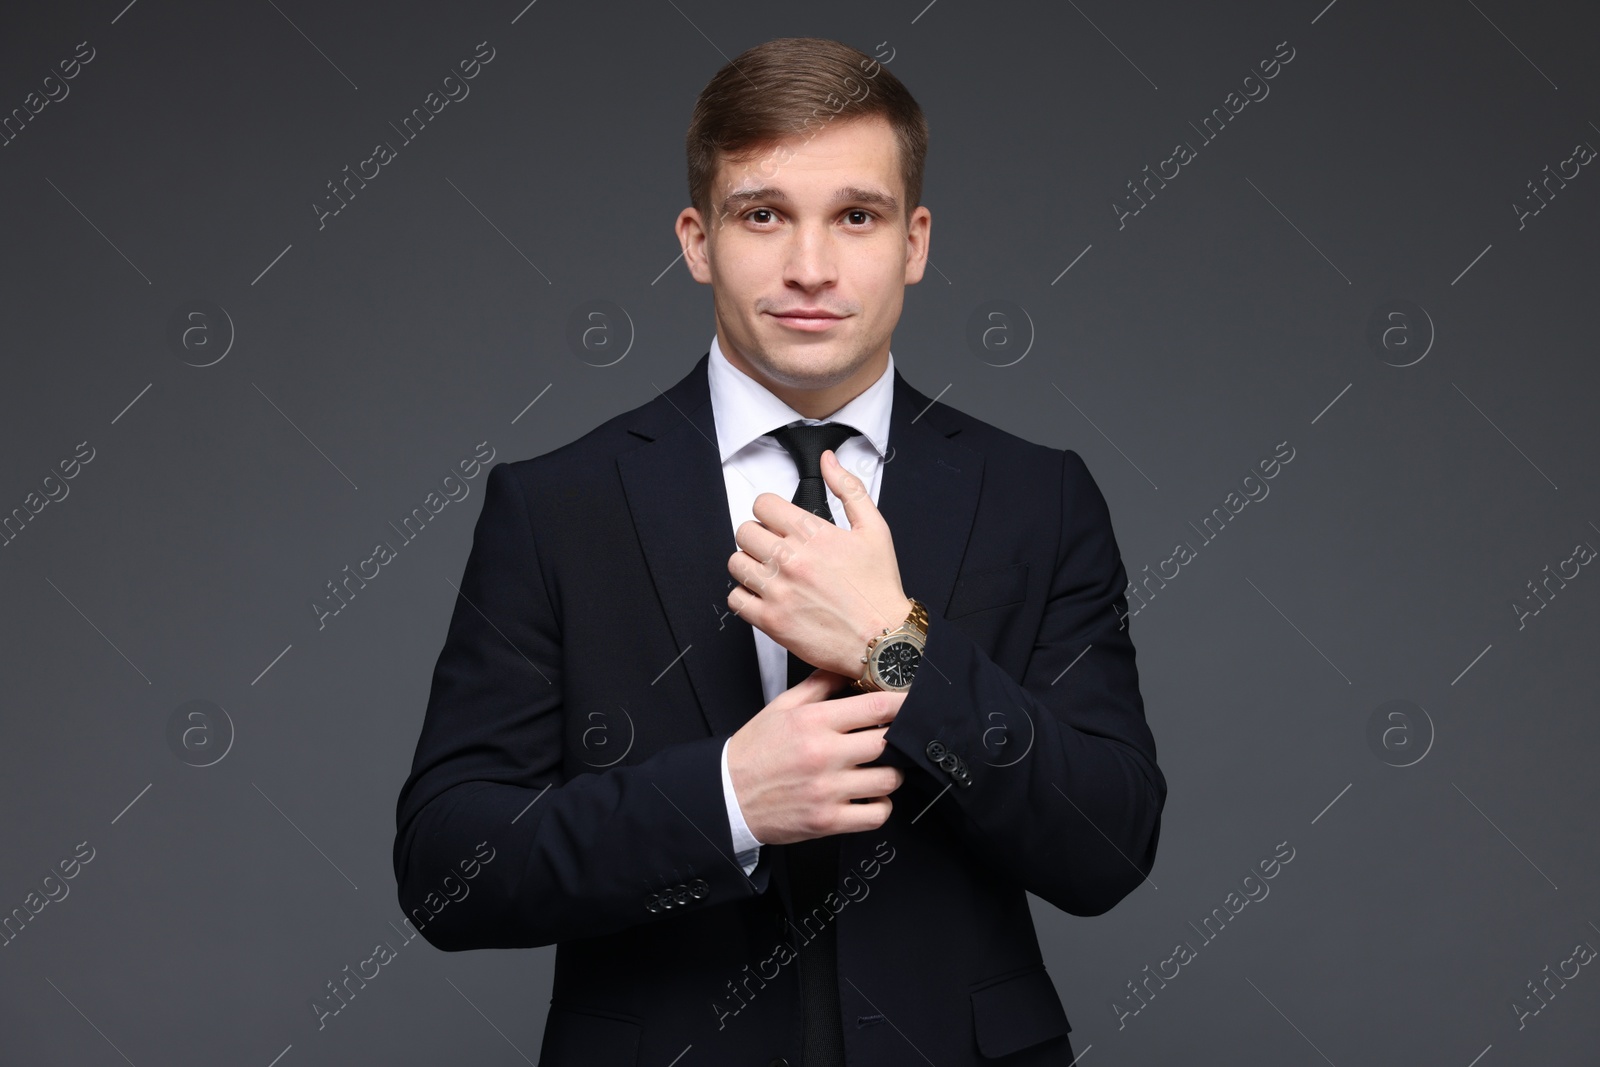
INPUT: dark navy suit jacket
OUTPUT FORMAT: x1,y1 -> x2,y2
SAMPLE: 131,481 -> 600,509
393,352 -> 1165,1065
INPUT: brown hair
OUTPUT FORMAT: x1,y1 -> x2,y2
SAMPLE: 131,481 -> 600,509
685,37 -> 928,226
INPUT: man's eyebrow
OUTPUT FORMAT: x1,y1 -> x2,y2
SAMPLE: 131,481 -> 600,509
719,185 -> 901,215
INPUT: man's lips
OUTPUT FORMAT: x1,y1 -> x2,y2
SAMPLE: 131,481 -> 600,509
767,309 -> 847,331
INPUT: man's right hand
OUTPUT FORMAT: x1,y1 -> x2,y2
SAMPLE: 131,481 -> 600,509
726,668 -> 907,846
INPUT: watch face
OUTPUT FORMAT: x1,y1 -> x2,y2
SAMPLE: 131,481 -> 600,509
873,637 -> 922,690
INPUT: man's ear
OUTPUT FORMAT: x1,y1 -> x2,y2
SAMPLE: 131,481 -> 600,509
903,204 -> 931,285
676,207 -> 714,285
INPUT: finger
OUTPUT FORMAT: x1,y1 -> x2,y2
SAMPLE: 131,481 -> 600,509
727,564 -> 757,603
732,519 -> 785,573
776,665 -> 848,707
751,489 -> 824,539
837,725 -> 893,768
841,765 -> 903,799
727,580 -> 765,629
807,667 -> 855,695
832,794 -> 893,833
821,448 -> 879,531
825,689 -> 905,733
728,550 -> 776,596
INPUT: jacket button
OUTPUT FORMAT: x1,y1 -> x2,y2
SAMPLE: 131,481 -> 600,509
769,1059 -> 791,1067
926,739 -> 946,761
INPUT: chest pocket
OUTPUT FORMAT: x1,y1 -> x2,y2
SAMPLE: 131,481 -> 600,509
945,561 -> 1029,619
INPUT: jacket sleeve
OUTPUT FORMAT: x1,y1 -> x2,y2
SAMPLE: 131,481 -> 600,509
880,448 -> 1166,916
392,462 -> 772,951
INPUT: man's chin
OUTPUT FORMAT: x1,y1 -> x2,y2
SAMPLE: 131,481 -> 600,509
760,346 -> 860,387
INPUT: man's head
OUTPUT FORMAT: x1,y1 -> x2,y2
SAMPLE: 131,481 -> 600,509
676,38 -> 931,419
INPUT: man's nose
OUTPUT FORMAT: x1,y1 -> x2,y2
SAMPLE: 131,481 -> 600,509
782,223 -> 838,288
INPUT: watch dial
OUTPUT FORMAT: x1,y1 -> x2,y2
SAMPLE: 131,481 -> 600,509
877,641 -> 922,689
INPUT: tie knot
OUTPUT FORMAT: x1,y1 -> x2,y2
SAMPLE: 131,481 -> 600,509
764,421 -> 861,479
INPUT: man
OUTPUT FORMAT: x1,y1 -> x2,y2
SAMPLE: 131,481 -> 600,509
393,36 -> 1164,1066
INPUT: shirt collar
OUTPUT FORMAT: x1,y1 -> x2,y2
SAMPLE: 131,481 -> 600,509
707,332 -> 894,464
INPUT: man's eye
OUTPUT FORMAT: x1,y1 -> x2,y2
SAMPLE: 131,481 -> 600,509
747,208 -> 775,224
846,210 -> 874,225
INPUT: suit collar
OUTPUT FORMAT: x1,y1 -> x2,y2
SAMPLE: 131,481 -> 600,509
616,351 -> 983,739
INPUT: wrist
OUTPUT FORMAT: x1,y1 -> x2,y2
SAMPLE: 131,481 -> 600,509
896,595 -> 914,625
862,596 -> 913,642
846,596 -> 913,673
852,595 -> 927,693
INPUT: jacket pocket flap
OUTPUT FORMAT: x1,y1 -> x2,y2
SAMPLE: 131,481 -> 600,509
540,1003 -> 641,1065
970,963 -> 1071,1058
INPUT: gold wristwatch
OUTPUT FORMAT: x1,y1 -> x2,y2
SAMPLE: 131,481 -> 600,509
852,597 -> 928,693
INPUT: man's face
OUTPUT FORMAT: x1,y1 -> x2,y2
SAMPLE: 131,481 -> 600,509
677,114 -> 931,402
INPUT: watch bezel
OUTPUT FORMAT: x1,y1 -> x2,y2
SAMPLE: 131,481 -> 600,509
865,632 -> 925,692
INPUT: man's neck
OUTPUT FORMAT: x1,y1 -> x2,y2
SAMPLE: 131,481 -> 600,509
718,339 -> 888,421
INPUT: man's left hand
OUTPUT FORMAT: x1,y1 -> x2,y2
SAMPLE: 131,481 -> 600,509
728,448 -> 913,678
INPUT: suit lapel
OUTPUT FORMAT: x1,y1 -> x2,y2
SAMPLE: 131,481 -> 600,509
617,352 -> 983,740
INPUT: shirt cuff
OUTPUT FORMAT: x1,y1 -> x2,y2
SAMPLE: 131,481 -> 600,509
721,737 -> 762,876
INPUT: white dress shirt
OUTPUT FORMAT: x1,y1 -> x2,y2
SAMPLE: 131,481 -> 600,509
707,332 -> 896,875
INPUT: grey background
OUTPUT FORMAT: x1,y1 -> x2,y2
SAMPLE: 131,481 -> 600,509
2,0 -> 1597,1063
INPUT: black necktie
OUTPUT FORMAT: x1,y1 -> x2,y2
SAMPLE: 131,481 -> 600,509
762,419 -> 858,1067
766,420 -> 861,533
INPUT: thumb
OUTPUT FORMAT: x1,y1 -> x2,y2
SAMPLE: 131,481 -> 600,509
821,449 -> 879,531
780,664 -> 848,705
